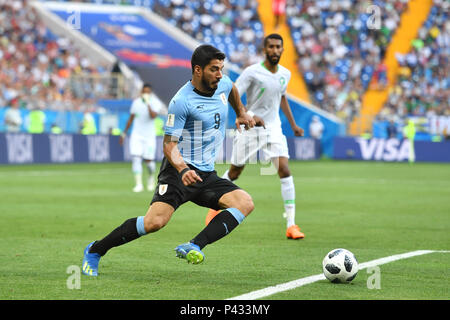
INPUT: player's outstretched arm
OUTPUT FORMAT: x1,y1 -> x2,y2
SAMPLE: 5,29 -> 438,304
228,84 -> 256,132
119,114 -> 135,145
162,134 -> 202,186
280,95 -> 304,137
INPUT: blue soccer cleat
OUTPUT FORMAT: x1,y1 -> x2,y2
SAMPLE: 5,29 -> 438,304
175,242 -> 204,264
82,241 -> 101,276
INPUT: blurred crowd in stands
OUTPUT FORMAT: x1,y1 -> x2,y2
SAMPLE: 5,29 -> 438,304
379,1 -> 449,122
1,0 -> 448,138
0,0 -> 113,115
286,0 -> 407,122
285,0 -> 448,126
1,0 -> 264,132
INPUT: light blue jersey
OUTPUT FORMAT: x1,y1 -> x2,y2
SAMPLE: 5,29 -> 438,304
164,75 -> 233,171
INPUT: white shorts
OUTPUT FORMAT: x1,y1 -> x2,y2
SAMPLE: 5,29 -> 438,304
230,127 -> 289,167
129,135 -> 156,160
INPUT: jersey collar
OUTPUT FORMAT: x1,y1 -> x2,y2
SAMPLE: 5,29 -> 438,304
193,87 -> 215,97
261,61 -> 279,73
189,80 -> 216,97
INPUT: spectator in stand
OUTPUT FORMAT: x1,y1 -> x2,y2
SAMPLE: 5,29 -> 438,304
386,119 -> 397,138
27,104 -> 46,134
309,115 -> 324,140
4,98 -> 22,132
273,0 -> 287,29
80,108 -> 97,135
309,114 -> 324,154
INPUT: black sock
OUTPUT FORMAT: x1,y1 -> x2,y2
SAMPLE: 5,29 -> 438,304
191,210 -> 241,249
89,217 -> 140,256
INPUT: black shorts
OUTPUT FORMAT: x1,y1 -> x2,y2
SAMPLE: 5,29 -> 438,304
151,157 -> 240,211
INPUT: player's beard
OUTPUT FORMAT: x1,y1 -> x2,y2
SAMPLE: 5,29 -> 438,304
201,76 -> 219,93
266,53 -> 280,66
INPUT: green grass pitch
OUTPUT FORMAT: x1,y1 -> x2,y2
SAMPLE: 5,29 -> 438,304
0,160 -> 449,300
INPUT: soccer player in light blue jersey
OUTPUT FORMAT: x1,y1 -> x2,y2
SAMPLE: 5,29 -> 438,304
82,45 -> 256,275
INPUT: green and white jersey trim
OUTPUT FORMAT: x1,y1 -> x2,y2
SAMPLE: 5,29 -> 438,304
235,62 -> 291,129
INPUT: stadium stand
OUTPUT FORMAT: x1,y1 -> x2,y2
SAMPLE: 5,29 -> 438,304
1,0 -> 447,140
59,0 -> 265,68
157,0 -> 265,68
285,0 -> 408,124
370,0 -> 449,140
380,1 -> 448,120
0,0 -> 121,114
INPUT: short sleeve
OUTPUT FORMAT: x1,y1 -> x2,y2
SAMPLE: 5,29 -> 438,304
235,68 -> 252,97
164,97 -> 189,138
130,99 -> 139,115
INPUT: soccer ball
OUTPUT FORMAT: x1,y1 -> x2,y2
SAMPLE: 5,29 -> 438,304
322,248 -> 358,283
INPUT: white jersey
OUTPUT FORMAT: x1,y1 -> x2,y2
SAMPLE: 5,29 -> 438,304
235,62 -> 291,129
130,93 -> 162,139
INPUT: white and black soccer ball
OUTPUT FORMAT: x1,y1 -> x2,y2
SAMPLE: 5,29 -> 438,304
322,248 -> 358,283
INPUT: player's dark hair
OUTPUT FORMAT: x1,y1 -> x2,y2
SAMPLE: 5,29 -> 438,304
263,33 -> 283,47
191,44 -> 226,74
142,83 -> 152,90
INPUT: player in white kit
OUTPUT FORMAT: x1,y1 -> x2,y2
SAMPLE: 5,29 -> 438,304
206,34 -> 306,239
120,83 -> 162,192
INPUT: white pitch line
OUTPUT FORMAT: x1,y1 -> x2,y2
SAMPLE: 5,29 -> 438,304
227,250 -> 448,300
